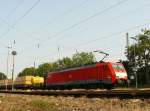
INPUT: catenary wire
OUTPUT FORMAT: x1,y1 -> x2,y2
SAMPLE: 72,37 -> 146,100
15,0 -> 128,53
0,0 -> 89,47
31,0 -> 89,35
25,0 -> 150,51
34,0 -> 129,45
36,21 -> 150,61
0,0 -> 41,39
5,0 -> 24,20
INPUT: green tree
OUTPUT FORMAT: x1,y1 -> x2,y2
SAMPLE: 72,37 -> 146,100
127,29 -> 150,84
35,63 -> 53,77
52,62 -> 59,71
0,72 -> 7,80
18,52 -> 95,77
18,67 -> 36,77
57,57 -> 73,70
72,52 -> 95,67
53,52 -> 95,71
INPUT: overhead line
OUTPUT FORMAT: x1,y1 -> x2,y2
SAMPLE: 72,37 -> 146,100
0,0 -> 128,51
0,0 -> 88,47
8,0 -> 90,50
73,21 -> 150,47
40,0 -> 128,44
5,0 -> 24,19
13,0 -> 41,26
23,0 -> 150,50
61,0 -> 89,15
27,0 -> 89,41
0,15 -> 40,48
38,21 -> 150,60
0,0 -> 41,39
19,0 -> 129,57
0,17 -> 13,28
20,20 -> 150,66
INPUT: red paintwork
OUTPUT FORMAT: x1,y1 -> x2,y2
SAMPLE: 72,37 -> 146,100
46,62 -> 127,86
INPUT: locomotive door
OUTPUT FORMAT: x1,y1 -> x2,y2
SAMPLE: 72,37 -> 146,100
98,64 -> 108,87
103,64 -> 111,84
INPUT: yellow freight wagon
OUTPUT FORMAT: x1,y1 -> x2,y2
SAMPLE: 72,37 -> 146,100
14,76 -> 33,88
32,76 -> 44,86
0,79 -> 13,89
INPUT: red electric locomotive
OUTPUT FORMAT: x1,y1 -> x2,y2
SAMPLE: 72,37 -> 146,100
46,62 -> 128,89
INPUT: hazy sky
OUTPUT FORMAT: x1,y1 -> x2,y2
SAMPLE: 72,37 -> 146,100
0,0 -> 150,78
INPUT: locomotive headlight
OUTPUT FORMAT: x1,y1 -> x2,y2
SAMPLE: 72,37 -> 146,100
115,72 -> 127,78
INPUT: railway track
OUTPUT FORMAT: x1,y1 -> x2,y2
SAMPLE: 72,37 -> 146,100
0,88 -> 150,99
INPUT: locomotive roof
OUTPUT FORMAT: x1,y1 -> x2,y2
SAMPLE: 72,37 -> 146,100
48,62 -> 113,74
49,63 -> 97,74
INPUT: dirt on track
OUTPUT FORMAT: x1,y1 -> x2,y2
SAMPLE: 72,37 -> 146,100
0,93 -> 149,111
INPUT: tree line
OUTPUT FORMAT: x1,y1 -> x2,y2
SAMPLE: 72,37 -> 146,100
18,52 -> 95,77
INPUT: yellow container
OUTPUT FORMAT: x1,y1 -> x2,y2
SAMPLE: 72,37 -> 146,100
31,76 -> 44,85
14,76 -> 33,85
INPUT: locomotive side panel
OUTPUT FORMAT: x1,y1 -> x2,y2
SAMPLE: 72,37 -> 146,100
64,65 -> 98,85
46,63 -> 117,89
46,65 -> 99,87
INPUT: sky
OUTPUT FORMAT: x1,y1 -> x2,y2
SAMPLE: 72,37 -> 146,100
0,0 -> 150,78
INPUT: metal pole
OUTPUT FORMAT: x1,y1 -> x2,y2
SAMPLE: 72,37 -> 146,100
126,33 -> 129,49
34,61 -> 36,76
12,55 -> 15,90
58,46 -> 60,60
11,51 -> 17,91
134,43 -> 137,88
6,46 -> 11,91
126,33 -> 130,87
130,37 -> 138,88
126,33 -> 129,58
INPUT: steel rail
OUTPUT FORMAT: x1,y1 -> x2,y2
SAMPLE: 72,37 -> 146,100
0,89 -> 150,99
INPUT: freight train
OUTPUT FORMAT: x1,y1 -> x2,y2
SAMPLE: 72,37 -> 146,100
0,76 -> 44,89
0,62 -> 128,90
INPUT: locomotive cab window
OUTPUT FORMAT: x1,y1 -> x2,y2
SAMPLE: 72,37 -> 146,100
112,64 -> 124,70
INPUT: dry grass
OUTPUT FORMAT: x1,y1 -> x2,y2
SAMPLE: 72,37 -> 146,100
0,94 -> 149,111
28,100 -> 56,111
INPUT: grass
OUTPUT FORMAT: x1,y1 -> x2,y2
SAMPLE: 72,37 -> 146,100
28,100 -> 57,111
0,94 -> 149,111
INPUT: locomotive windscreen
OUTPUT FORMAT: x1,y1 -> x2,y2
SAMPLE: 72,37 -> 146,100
112,63 -> 125,70
112,63 -> 127,79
